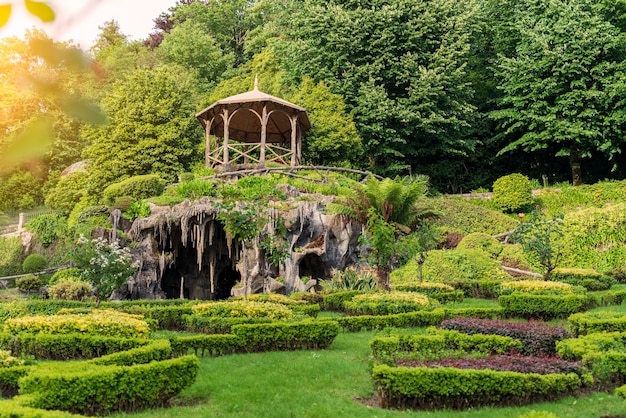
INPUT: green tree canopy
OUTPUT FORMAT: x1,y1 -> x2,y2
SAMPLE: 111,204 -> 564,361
276,0 -> 479,176
82,64 -> 203,194
491,0 -> 626,185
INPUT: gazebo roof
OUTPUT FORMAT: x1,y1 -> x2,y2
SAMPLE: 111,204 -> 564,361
195,82 -> 311,143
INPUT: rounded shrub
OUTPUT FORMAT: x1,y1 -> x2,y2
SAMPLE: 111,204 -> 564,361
102,174 -> 166,206
22,253 -> 48,273
16,274 -> 42,293
48,279 -> 93,301
492,173 -> 534,213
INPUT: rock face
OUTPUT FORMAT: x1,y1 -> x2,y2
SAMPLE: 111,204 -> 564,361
122,195 -> 363,300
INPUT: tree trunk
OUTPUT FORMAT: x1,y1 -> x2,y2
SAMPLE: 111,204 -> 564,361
570,149 -> 582,186
375,265 -> 391,291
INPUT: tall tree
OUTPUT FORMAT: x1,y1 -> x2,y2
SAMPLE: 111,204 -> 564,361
491,0 -> 626,185
277,0 -> 479,177
82,65 -> 203,194
149,0 -> 283,66
159,20 -> 234,86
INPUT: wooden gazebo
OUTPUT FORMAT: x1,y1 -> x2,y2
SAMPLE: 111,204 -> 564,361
195,79 -> 311,169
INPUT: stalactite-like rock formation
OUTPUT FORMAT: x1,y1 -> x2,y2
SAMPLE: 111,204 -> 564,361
120,196 -> 362,300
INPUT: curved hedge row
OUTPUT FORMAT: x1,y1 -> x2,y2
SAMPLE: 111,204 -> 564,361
0,332 -> 149,361
372,365 -> 582,409
0,400 -> 84,418
15,355 -> 199,416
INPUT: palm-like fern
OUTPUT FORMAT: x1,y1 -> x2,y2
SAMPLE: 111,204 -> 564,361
329,175 -> 433,230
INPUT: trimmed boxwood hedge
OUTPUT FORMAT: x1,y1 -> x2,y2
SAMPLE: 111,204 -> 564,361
498,293 -> 588,320
337,307 -> 504,332
0,365 -> 31,398
232,319 -> 339,352
15,355 -> 199,416
568,311 -> 626,336
372,365 -> 582,409
0,332 -> 149,360
0,400 -> 85,417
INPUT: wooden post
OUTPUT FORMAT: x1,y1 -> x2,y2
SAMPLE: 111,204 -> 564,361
260,105 -> 268,166
222,109 -> 230,165
290,116 -> 298,167
205,119 -> 211,168
18,213 -> 25,233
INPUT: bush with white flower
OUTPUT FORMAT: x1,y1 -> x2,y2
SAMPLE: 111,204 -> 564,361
71,235 -> 138,306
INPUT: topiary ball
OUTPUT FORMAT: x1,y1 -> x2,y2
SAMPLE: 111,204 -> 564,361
492,173 -> 534,213
22,254 -> 48,274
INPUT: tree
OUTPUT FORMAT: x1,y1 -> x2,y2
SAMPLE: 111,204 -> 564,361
149,0 -> 283,66
159,20 -> 234,86
511,211 -> 564,279
330,176 -> 434,289
82,65 -> 204,194
277,0 -> 479,176
491,0 -> 626,185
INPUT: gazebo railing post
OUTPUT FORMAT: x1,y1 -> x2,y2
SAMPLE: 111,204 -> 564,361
260,105 -> 268,166
222,109 -> 229,165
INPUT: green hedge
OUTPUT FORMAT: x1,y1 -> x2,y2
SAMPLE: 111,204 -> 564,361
448,280 -> 504,299
568,311 -> 626,336
102,175 -> 166,206
499,293 -> 588,320
551,268 -> 614,291
89,339 -> 171,366
321,291 -> 366,311
372,365 -> 581,409
337,308 -> 504,332
15,355 -> 199,416
617,383 -> 626,400
586,289 -> 626,309
0,400 -> 85,417
0,332 -> 148,360
232,319 -> 339,352
370,329 -> 522,362
343,292 -> 431,316
169,334 -> 245,357
390,283 -> 464,304
184,315 -> 274,334
0,365 -> 31,398
556,332 -> 626,361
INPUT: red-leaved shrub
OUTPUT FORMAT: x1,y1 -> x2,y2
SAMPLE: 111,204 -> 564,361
439,318 -> 571,356
396,353 -> 583,376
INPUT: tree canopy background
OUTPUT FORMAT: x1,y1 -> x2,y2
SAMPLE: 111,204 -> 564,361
2,0 -> 626,211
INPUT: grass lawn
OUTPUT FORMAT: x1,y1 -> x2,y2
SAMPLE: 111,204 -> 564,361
114,329 -> 626,418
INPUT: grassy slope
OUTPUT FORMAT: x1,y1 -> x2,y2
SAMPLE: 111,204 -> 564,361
114,328 -> 625,418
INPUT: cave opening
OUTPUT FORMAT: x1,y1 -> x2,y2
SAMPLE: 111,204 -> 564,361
298,253 -> 327,281
159,218 -> 240,300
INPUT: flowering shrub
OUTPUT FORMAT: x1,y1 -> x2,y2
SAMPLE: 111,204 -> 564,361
192,301 -> 294,320
3,310 -> 150,339
500,280 -> 574,295
440,317 -> 571,356
396,353 -> 584,376
71,235 -> 137,305
344,291 -> 431,315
